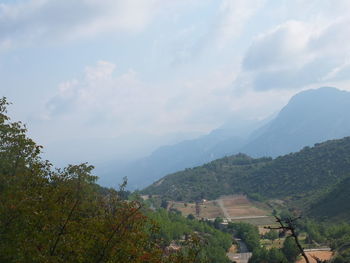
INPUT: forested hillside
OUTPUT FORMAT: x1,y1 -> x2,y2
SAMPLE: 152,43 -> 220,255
104,87 -> 350,189
143,154 -> 271,201
309,176 -> 350,221
143,137 -> 350,220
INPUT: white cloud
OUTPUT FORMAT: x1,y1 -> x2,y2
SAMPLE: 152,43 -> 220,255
34,59 -> 309,166
45,59 -> 284,143
164,0 -> 265,65
0,0 -> 164,49
239,17 -> 350,91
214,0 -> 265,49
85,61 -> 116,81
46,61 -> 153,132
243,21 -> 312,71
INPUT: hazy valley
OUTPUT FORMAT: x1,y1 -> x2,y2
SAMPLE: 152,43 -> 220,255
3,1 -> 350,262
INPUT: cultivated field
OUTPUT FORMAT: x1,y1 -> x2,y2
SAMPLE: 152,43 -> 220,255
169,199 -> 224,218
296,251 -> 333,263
169,195 -> 275,225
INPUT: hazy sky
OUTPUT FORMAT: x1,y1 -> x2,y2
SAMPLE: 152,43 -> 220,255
2,0 -> 350,166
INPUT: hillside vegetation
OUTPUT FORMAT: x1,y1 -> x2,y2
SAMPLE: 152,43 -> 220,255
104,87 -> 350,189
143,137 -> 350,220
308,176 -> 350,221
0,98 -> 232,263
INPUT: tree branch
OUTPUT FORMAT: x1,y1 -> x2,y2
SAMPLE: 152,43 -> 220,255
50,198 -> 80,256
265,216 -> 310,263
95,202 -> 143,263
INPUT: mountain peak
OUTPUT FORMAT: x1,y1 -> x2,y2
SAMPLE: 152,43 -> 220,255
242,87 -> 350,157
287,87 -> 349,107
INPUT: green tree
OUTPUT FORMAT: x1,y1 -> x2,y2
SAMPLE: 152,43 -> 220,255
249,247 -> 287,263
0,98 -> 211,263
282,237 -> 300,263
249,247 -> 269,263
161,199 -> 169,209
228,222 -> 260,251
268,248 -> 288,263
264,229 -> 279,240
214,217 -> 223,229
187,214 -> 195,220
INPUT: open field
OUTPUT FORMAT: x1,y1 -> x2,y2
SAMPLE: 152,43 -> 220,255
230,216 -> 276,226
169,195 -> 274,226
170,200 -> 224,218
261,238 -> 285,249
296,251 -> 333,263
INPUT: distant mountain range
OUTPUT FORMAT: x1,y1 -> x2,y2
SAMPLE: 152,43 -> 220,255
98,118 -> 264,189
242,87 -> 350,157
143,136 -> 350,221
100,87 -> 350,189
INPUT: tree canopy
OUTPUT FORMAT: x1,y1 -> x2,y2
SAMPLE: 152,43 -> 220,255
0,97 -> 230,263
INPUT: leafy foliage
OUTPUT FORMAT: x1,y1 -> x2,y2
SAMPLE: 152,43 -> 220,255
0,98 -> 228,263
149,209 -> 232,263
282,237 -> 300,262
227,222 -> 260,252
309,177 -> 350,221
263,229 -> 279,240
298,219 -> 350,262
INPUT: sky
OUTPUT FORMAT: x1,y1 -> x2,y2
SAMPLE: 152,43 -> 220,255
1,0 -> 350,166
